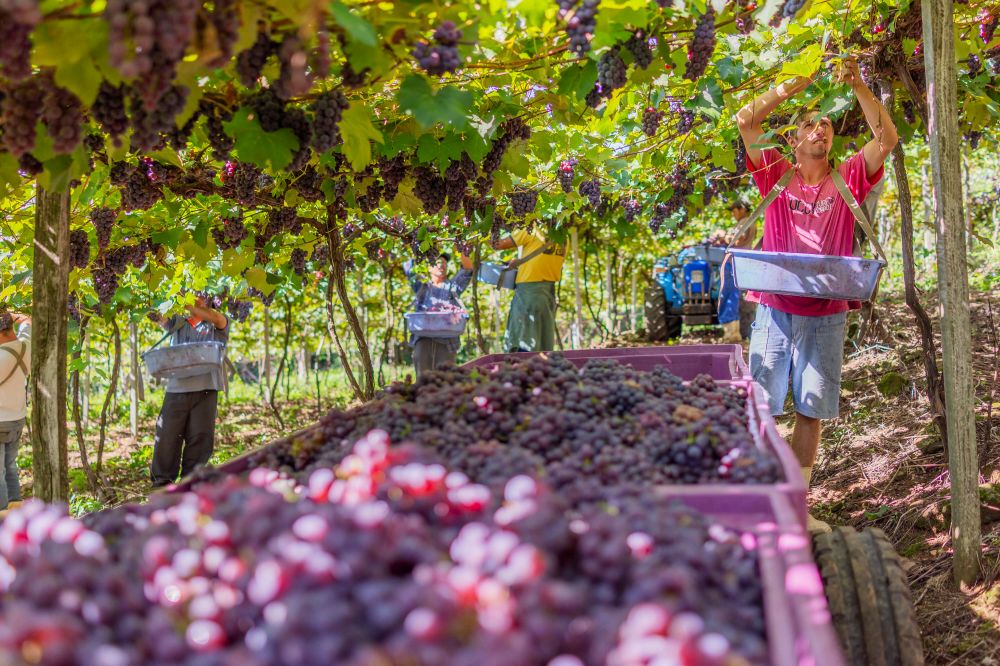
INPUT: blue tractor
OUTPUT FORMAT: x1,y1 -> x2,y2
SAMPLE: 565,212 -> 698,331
644,243 -> 747,341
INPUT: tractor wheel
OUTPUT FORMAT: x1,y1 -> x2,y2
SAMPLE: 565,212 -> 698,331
812,527 -> 924,666
665,314 -> 683,340
644,285 -> 669,342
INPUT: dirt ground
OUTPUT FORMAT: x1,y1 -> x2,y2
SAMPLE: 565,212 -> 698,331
807,291 -> 1000,665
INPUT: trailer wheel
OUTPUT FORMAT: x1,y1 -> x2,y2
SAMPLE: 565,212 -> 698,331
644,285 -> 669,341
812,527 -> 924,666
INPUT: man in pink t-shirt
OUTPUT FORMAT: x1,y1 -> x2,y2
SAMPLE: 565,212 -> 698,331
735,60 -> 898,532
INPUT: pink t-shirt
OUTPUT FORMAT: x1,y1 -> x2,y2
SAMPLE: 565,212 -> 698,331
745,149 -> 883,317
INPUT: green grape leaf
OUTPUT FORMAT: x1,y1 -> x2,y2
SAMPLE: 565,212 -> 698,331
244,267 -> 276,295
396,76 -> 474,129
558,61 -> 598,102
0,154 -> 21,200
711,145 -> 736,171
152,227 -> 185,248
417,134 -> 442,163
223,107 -> 299,171
222,248 -> 254,277
330,2 -> 377,46
54,57 -> 103,106
340,104 -> 384,171
781,43 -> 824,78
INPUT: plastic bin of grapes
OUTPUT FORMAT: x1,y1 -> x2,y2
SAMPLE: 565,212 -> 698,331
463,343 -> 750,381
464,349 -> 806,525
660,489 -> 845,666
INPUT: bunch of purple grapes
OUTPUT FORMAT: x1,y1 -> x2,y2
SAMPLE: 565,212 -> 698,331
565,0 -> 600,56
413,20 -> 463,76
624,30 -> 653,69
211,216 -> 248,250
413,166 -> 448,215
981,8 -> 998,44
69,230 -> 91,270
684,9 -> 716,82
227,298 -> 253,323
578,179 -> 601,208
623,198 -> 641,222
596,47 -> 628,93
557,159 -> 577,192
642,107 -> 663,136
89,207 -> 116,250
290,248 -> 307,275
510,189 -> 539,217
311,89 -> 349,153
0,1 -> 38,81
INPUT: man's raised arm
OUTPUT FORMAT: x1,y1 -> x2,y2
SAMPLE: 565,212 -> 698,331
836,59 -> 898,176
735,75 -> 813,167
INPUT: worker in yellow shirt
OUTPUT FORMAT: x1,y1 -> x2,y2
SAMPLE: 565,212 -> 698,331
491,227 -> 566,352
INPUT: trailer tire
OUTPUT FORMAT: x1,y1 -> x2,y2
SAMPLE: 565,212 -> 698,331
812,527 -> 924,666
644,285 -> 669,341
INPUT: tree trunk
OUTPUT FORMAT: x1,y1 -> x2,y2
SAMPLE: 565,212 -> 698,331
571,227 -> 583,347
605,249 -> 615,336
324,212 -> 374,399
96,318 -> 121,475
30,185 -> 71,502
582,241 -> 608,341
268,299 -> 292,428
471,244 -> 489,355
882,84 -> 949,449
324,270 -> 364,399
262,305 -> 272,402
922,0 -> 982,586
70,320 -> 100,495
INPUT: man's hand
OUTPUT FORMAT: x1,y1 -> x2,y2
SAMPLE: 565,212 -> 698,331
506,259 -> 518,269
777,75 -> 814,98
11,313 -> 29,325
736,72 -> 816,168
832,58 -> 863,87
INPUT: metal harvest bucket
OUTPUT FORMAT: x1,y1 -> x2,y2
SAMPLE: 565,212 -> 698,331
404,312 -> 469,338
478,262 -> 518,289
729,249 -> 886,301
143,341 -> 226,380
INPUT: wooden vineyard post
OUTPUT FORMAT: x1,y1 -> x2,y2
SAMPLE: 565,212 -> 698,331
571,227 -> 582,348
30,185 -> 71,502
605,250 -> 614,336
128,321 -> 140,438
922,0 -> 982,586
262,306 -> 272,403
630,269 -> 637,331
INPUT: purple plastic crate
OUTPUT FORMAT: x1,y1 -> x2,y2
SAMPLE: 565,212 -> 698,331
657,489 -> 845,666
464,344 -> 750,380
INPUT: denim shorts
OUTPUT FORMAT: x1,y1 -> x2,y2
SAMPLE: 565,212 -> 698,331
748,304 -> 847,420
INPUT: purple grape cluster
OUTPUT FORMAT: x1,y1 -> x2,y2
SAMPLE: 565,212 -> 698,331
413,166 -> 447,215
17,153 -> 42,177
557,159 -> 577,193
69,230 -> 91,270
89,207 -> 116,250
379,155 -> 408,200
41,83 -> 84,154
642,107 -> 663,136
91,267 -> 120,305
781,0 -> 807,19
413,21 -> 463,76
624,30 -> 653,69
227,298 -> 253,322
236,31 -> 277,87
0,1 -> 37,81
684,9 -> 716,82
211,216 -> 248,251
597,46 -> 628,94
649,202 -> 668,233
311,89 -> 349,152
565,0 -> 600,56
290,248 -> 307,275
0,77 -> 46,157
623,198 -> 641,222
578,178 -> 601,208
510,189 -> 539,217
91,83 -> 129,147
981,8 -> 998,44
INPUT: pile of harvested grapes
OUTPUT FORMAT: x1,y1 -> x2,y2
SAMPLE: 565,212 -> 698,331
250,354 -> 783,501
0,429 -> 767,665
0,356 -> 780,665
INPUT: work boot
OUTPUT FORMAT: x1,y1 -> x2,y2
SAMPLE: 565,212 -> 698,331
720,320 -> 741,343
6,501 -> 22,510
807,513 -> 832,534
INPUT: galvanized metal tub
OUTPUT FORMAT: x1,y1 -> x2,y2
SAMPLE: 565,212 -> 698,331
729,249 -> 885,301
